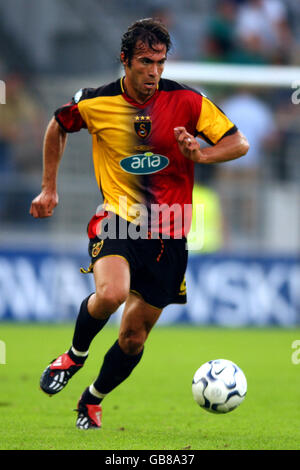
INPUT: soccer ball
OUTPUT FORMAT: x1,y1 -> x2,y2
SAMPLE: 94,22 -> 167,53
192,359 -> 247,414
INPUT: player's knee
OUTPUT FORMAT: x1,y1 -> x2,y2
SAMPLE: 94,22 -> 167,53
119,330 -> 146,355
94,283 -> 128,316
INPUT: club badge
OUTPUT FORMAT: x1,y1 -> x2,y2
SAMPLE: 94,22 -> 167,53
91,240 -> 104,258
134,115 -> 152,139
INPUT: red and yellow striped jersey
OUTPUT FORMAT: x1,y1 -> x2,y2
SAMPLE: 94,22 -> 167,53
55,77 -> 236,238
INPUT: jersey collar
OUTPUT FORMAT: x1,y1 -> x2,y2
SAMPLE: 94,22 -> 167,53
120,77 -> 159,109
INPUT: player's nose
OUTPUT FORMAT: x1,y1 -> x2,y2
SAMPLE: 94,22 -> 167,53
149,64 -> 159,78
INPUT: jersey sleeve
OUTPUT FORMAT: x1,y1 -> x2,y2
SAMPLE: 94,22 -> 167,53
196,96 -> 237,145
54,88 -> 90,133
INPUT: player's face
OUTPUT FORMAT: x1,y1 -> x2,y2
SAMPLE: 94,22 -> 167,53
123,41 -> 167,104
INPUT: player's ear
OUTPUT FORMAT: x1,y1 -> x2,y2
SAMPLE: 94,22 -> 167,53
120,52 -> 127,66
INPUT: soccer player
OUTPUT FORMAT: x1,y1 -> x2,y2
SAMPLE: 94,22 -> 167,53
30,18 -> 249,430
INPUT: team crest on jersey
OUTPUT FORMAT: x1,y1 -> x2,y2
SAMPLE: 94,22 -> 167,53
134,115 -> 152,139
92,241 -> 103,258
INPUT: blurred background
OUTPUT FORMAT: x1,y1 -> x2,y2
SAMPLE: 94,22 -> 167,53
0,0 -> 299,325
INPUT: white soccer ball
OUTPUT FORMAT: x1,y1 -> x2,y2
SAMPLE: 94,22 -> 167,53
192,359 -> 247,414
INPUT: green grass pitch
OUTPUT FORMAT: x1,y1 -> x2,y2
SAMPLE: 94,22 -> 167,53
0,323 -> 300,450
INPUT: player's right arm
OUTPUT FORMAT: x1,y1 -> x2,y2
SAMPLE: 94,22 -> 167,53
30,117 -> 67,218
30,88 -> 89,219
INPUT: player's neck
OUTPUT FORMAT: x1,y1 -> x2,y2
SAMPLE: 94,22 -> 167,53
122,77 -> 156,105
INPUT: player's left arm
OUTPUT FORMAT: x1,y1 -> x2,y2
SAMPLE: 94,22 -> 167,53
174,127 -> 249,164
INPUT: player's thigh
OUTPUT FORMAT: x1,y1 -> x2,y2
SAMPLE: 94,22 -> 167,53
119,292 -> 162,346
93,255 -> 130,305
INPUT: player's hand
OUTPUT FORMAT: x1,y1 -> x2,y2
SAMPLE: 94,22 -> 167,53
174,127 -> 201,163
29,190 -> 59,218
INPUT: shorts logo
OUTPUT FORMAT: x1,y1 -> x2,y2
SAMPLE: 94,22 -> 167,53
92,241 -> 103,258
134,115 -> 151,139
120,152 -> 169,175
179,276 -> 187,296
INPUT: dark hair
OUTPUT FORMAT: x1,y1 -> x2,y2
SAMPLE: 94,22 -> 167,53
121,18 -> 171,66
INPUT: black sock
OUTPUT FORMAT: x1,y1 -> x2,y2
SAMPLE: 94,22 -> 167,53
71,294 -> 109,353
67,347 -> 89,365
80,387 -> 102,405
93,340 -> 144,395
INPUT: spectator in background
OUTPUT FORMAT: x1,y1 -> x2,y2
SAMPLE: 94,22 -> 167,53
202,0 -> 294,65
187,182 -> 226,253
215,89 -> 278,234
218,89 -> 277,177
272,89 -> 300,181
0,72 -> 45,219
0,73 -> 44,175
235,0 -> 293,64
202,0 -> 238,63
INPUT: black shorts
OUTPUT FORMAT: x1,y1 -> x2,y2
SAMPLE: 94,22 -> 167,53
82,216 -> 188,309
